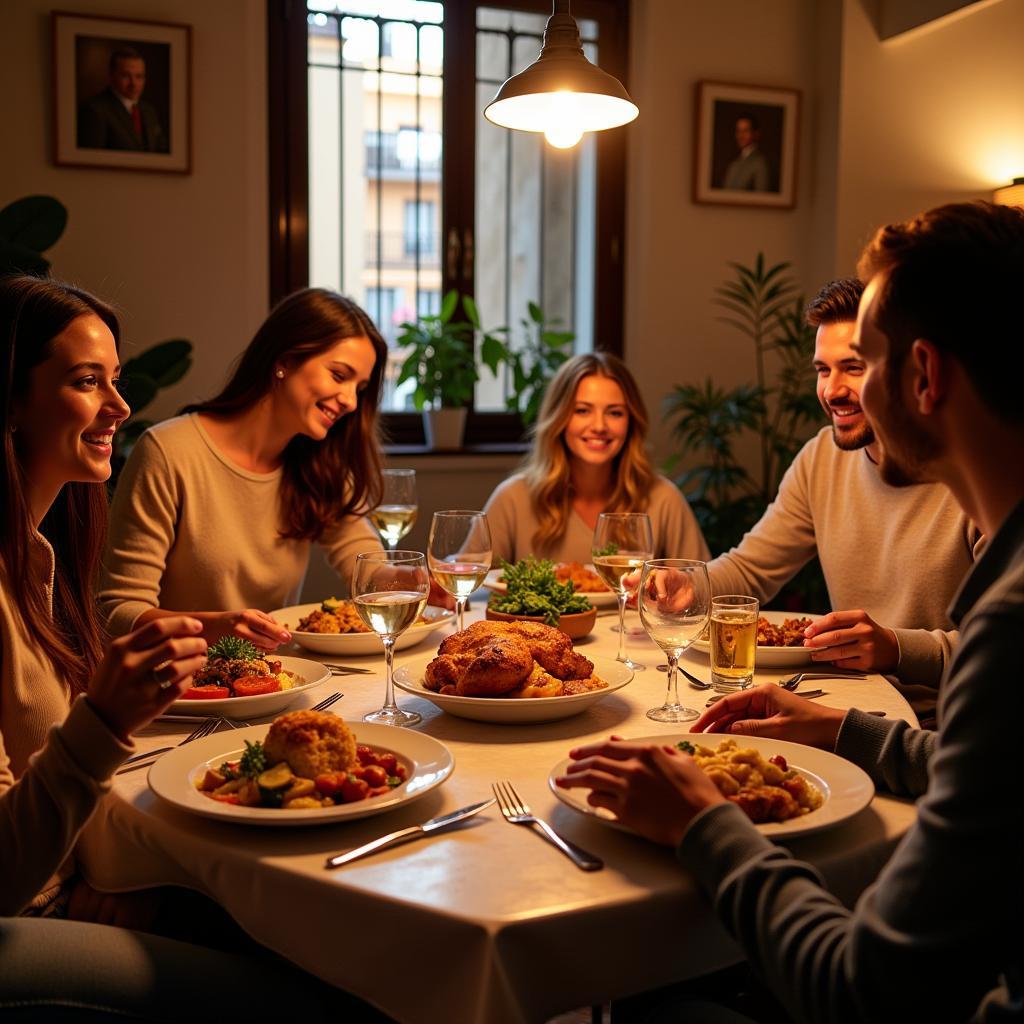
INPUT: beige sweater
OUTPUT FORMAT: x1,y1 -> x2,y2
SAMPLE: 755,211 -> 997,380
483,473 -> 710,565
0,535 -> 130,915
99,414 -> 383,636
707,427 -> 979,710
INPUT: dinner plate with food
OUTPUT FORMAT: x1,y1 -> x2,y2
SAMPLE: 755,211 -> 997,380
393,620 -> 632,723
272,597 -> 455,656
169,637 -> 330,719
148,709 -> 454,826
549,734 -> 874,840
690,609 -> 836,667
483,561 -> 618,608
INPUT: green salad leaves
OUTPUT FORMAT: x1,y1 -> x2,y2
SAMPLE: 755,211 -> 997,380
489,557 -> 591,626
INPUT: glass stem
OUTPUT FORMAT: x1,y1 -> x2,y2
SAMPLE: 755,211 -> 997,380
665,653 -> 679,709
381,635 -> 397,711
456,597 -> 466,633
615,592 -> 628,663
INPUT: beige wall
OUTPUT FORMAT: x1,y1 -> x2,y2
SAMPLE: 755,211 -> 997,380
0,0 -> 268,423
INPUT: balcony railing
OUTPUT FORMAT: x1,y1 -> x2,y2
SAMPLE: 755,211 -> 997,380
364,132 -> 442,179
365,231 -> 440,267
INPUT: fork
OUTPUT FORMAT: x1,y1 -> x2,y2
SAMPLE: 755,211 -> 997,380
492,781 -> 603,872
117,717 -> 221,774
310,691 -> 343,712
777,671 -> 865,690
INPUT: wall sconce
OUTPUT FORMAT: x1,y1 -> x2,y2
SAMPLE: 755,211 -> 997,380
993,177 -> 1024,207
482,0 -> 638,149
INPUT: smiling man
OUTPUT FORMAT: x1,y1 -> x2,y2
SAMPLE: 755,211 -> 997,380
559,201 -> 1024,1024
704,277 -> 980,716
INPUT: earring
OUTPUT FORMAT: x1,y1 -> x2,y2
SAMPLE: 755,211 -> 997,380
274,369 -> 285,379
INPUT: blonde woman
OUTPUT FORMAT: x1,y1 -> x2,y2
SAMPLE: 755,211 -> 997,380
484,352 -> 708,564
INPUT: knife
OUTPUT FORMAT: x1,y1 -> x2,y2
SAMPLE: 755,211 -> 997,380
325,798 -> 495,869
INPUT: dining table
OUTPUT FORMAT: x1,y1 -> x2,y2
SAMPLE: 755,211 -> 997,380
80,605 -> 920,1024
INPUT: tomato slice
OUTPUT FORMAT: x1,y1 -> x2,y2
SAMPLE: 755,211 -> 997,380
233,675 -> 281,697
181,685 -> 231,700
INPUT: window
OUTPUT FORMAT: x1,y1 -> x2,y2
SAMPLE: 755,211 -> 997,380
270,0 -> 630,444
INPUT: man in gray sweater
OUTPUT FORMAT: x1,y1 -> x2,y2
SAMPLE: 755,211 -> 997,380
558,201 -> 1024,1022
706,277 -> 979,716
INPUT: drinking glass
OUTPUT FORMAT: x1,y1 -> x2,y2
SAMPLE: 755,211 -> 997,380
370,469 -> 418,550
592,512 -> 654,671
427,511 -> 492,633
709,595 -> 759,693
638,559 -> 711,723
352,550 -> 430,727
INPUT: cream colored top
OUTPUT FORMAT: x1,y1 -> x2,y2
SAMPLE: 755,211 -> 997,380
706,427 -> 980,711
0,535 -> 130,914
99,414 -> 383,636
483,473 -> 710,565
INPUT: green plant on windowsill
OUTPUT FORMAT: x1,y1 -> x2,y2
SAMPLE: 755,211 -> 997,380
664,253 -> 828,611
480,301 -> 575,426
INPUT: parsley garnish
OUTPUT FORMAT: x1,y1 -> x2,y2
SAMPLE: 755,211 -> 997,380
207,636 -> 263,663
238,740 -> 267,779
489,557 -> 591,626
676,740 -> 696,755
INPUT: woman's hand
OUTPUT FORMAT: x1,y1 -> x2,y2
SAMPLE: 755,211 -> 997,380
691,683 -> 846,749
555,738 -> 726,846
428,579 -> 455,610
86,617 -> 208,741
209,609 -> 291,650
803,609 -> 899,672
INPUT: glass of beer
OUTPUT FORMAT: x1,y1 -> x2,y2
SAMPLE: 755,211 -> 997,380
352,550 -> 430,726
371,469 -> 417,549
709,595 -> 759,693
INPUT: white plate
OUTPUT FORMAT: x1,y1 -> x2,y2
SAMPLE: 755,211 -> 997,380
168,656 -> 331,720
482,565 -> 618,608
272,604 -> 455,657
549,733 -> 874,840
148,721 -> 454,827
690,609 -> 833,667
393,653 -> 632,724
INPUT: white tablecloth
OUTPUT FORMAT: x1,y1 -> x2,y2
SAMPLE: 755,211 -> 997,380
80,609 -> 919,1024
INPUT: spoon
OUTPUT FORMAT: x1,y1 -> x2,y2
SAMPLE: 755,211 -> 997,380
656,662 -> 711,689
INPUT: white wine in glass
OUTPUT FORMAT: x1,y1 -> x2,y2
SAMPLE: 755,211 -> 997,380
638,559 -> 711,723
352,550 -> 429,727
371,469 -> 417,549
592,512 -> 654,671
427,511 -> 492,633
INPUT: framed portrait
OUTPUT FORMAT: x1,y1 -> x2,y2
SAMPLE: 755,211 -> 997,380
52,11 -> 191,173
693,81 -> 800,209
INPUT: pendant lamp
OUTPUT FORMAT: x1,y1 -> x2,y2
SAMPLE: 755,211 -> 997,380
483,0 -> 639,149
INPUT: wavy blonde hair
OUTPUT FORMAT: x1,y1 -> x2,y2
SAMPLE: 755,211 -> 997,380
522,352 -> 656,549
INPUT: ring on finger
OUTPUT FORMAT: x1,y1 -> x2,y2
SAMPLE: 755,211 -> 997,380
152,660 -> 175,690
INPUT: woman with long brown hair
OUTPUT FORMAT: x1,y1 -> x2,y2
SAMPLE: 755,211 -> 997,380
484,352 -> 708,563
0,274 -> 206,915
100,288 -> 388,648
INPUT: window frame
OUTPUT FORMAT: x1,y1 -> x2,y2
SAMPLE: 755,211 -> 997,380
267,0 -> 631,447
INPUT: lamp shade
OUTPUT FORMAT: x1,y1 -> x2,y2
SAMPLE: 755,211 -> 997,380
994,177 -> 1024,207
483,5 -> 638,149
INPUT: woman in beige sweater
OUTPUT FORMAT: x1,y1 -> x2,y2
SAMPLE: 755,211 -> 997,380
0,275 -> 206,917
484,352 -> 708,565
100,289 -> 390,650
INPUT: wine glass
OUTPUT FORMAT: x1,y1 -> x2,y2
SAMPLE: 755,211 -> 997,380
370,469 -> 417,550
638,558 -> 711,723
427,511 -> 492,633
352,550 -> 430,727
592,512 -> 654,671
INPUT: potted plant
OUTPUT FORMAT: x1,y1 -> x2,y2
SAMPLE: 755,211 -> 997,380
480,301 -> 575,426
0,195 -> 68,276
395,290 -> 482,449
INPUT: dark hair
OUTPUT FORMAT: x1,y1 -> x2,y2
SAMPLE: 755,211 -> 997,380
804,278 -> 864,327
858,201 -> 1024,423
182,288 -> 387,541
0,275 -> 117,697
109,47 -> 143,73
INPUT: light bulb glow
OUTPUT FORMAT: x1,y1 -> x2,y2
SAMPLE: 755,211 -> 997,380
542,91 -> 586,149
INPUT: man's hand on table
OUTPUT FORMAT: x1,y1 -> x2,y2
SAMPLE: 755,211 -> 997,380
555,738 -> 727,847
692,683 -> 846,749
803,608 -> 898,672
